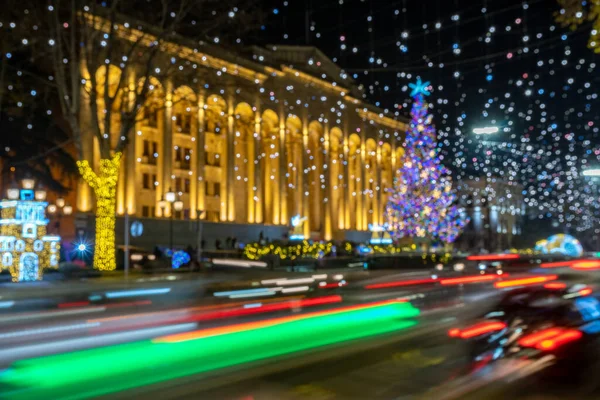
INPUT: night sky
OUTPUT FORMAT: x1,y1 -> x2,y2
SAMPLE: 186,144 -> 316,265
249,0 -> 600,234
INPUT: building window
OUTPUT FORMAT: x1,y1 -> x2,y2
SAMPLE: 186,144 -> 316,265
175,210 -> 182,219
184,179 -> 190,193
144,108 -> 158,128
205,152 -> 221,167
142,173 -> 150,189
142,140 -> 158,165
175,113 -> 191,134
207,210 -> 219,222
206,181 -> 220,197
151,206 -> 156,217
142,206 -> 150,217
175,177 -> 182,192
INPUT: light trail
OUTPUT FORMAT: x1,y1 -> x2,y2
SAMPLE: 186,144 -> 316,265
104,288 -> 171,298
0,323 -> 197,364
0,301 -> 418,400
0,322 -> 101,340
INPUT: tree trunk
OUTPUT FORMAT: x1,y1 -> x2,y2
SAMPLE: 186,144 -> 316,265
77,153 -> 122,271
93,190 -> 117,270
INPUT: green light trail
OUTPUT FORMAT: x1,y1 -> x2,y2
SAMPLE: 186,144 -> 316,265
0,302 -> 419,400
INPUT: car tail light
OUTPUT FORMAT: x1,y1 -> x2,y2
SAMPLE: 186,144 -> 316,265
571,260 -> 600,270
448,321 -> 507,339
494,275 -> 558,289
537,330 -> 582,351
579,288 -> 593,296
518,327 -> 582,351
543,282 -> 567,290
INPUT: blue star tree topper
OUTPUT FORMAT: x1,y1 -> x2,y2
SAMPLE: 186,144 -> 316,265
409,78 -> 431,97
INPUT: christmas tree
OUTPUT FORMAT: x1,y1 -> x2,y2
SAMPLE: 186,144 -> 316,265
385,78 -> 468,243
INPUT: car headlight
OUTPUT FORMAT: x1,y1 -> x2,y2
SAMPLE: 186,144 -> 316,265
435,263 -> 444,271
454,263 -> 465,271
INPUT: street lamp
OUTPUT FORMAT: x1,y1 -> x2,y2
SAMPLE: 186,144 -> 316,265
582,169 -> 600,177
6,187 -> 19,200
21,178 -> 35,190
46,199 -> 73,234
196,209 -> 205,264
165,188 -> 179,250
473,127 -> 499,135
35,189 -> 47,201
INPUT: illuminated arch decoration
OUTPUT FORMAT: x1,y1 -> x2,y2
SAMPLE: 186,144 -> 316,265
535,234 -> 583,257
0,191 -> 60,282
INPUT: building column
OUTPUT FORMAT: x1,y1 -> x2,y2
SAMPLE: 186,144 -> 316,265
225,86 -> 235,222
247,100 -> 259,224
323,118 -> 332,240
342,124 -> 350,231
77,100 -> 94,213
375,142 -> 383,226
359,124 -> 367,231
125,71 -> 137,216
160,79 -> 174,217
254,100 -> 263,224
301,110 -> 309,238
77,61 -> 93,212
278,105 -> 288,226
192,87 -> 206,220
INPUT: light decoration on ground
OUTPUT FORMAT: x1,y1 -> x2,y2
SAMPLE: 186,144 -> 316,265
0,192 -> 60,282
368,223 -> 393,245
385,78 -> 468,244
244,240 -> 333,260
171,250 -> 190,269
76,152 -> 121,271
289,215 -> 307,241
535,234 -> 584,257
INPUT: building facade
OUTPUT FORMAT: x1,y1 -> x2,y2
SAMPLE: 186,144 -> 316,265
76,23 -> 408,245
456,178 -> 526,252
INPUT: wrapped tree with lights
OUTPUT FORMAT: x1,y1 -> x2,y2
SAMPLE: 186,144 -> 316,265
385,78 -> 468,244
2,1 -> 264,270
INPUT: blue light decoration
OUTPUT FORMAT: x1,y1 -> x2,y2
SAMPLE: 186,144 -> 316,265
385,78 -> 469,244
289,214 -> 307,241
408,77 -> 431,97
0,192 -> 60,282
368,223 -> 393,245
534,234 -> 583,257
171,250 -> 190,269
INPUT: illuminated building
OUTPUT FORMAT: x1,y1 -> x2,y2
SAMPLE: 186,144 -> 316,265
456,178 -> 525,251
0,188 -> 60,282
76,17 -> 409,245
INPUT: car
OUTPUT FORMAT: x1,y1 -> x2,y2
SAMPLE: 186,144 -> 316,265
448,282 -> 600,385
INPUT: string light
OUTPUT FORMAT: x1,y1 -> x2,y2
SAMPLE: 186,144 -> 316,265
386,79 -> 468,244
0,197 -> 60,282
76,153 -> 121,271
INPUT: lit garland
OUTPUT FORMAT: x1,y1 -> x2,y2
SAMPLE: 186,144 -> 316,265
77,152 -> 122,271
0,199 -> 60,282
244,240 -> 333,260
385,79 -> 468,244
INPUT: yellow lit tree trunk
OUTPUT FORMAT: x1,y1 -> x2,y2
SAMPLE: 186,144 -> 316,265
77,153 -> 122,271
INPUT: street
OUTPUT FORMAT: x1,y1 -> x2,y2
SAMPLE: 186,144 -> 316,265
1,263 -> 599,399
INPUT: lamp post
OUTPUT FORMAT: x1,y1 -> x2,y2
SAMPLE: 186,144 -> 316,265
583,168 -> 600,250
196,209 -> 205,264
158,194 -> 168,247
473,126 -> 499,135
164,187 -> 181,251
46,197 -> 73,234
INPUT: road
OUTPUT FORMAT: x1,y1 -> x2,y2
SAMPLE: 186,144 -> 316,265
0,264 -> 599,399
